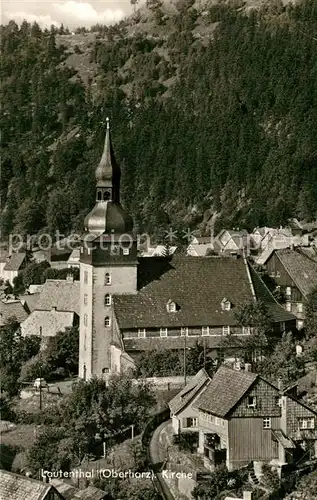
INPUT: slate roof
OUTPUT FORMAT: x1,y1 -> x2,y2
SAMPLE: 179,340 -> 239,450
124,336 -> 232,352
194,365 -> 258,417
169,368 -> 211,414
19,293 -> 40,313
36,279 -> 80,314
3,252 -> 26,271
0,300 -> 29,326
0,470 -> 57,500
72,485 -> 107,499
21,309 -> 76,337
275,248 -> 317,297
50,479 -> 77,500
248,265 -> 296,323
114,256 -> 295,330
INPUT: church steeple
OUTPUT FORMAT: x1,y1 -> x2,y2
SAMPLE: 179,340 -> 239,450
83,119 -> 133,236
95,117 -> 121,203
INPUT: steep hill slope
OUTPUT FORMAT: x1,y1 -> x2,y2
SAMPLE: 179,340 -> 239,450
1,0 -> 317,242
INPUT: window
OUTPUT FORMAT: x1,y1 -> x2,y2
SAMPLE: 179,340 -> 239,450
138,328 -> 146,338
247,396 -> 257,408
222,326 -> 230,336
123,248 -> 130,255
84,294 -> 88,306
184,417 -> 198,428
202,326 -> 209,336
84,271 -> 88,284
167,301 -> 176,312
105,273 -> 111,285
160,328 -> 168,337
242,326 -> 251,335
297,320 -> 304,330
286,302 -> 291,312
181,327 -> 188,336
263,418 -> 271,429
221,298 -> 231,311
297,303 -> 303,313
84,331 -> 87,350
276,271 -> 281,278
299,417 -> 314,429
84,314 -> 88,326
104,294 -> 111,306
280,322 -> 286,332
286,286 -> 291,296
104,316 -> 111,327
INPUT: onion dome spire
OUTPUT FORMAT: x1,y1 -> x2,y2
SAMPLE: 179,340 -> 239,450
83,118 -> 133,236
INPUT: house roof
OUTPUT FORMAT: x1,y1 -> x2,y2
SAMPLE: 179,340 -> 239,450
72,485 -> 106,499
19,293 -> 40,313
248,265 -> 296,323
187,243 -> 213,256
123,335 -> 241,352
169,368 -> 211,414
67,248 -> 80,263
50,479 -> 78,500
21,309 -> 76,337
114,256 -> 295,330
275,248 -> 317,297
36,279 -> 80,314
0,470 -> 55,500
0,300 -> 29,326
141,245 -> 177,257
194,365 -> 258,417
3,252 -> 26,271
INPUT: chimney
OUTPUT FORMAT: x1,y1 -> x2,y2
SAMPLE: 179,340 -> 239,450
51,306 -> 57,312
243,492 -> 253,500
244,363 -> 252,372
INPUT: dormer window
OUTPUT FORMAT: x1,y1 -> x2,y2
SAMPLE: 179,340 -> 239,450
105,273 -> 111,285
167,300 -> 177,313
247,396 -> 257,408
104,294 -> 111,306
221,298 -> 231,311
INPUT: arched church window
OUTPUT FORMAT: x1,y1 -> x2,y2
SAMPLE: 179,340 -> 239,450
104,316 -> 111,327
83,364 -> 87,381
97,191 -> 102,201
104,294 -> 111,306
105,273 -> 111,285
103,191 -> 111,201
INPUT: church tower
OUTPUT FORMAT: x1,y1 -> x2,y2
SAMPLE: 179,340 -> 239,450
79,118 -> 137,380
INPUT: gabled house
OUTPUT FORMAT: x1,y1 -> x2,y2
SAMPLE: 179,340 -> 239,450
0,299 -> 29,327
108,255 -> 296,375
169,368 -> 211,434
2,252 -> 27,285
215,230 -> 250,255
264,248 -> 317,329
21,308 -> 78,339
35,278 -> 80,315
0,470 -> 65,500
172,365 -> 317,472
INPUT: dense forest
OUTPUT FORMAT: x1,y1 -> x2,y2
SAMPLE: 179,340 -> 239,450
1,0 -> 317,242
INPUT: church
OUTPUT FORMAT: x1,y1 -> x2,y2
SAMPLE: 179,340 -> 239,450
78,120 -> 296,380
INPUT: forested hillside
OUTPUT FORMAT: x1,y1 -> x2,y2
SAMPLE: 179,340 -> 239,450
1,0 -> 317,241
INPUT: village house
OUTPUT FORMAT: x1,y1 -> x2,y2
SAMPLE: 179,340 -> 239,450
169,368 -> 211,434
263,248 -> 317,329
169,365 -> 317,473
0,470 -> 65,500
0,299 -> 29,327
187,236 -> 214,257
20,308 -> 78,339
215,229 -> 250,255
77,119 -> 297,380
1,251 -> 28,285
